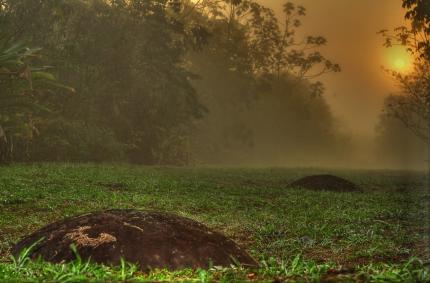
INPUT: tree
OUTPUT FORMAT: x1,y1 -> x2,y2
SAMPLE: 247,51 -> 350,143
375,95 -> 428,168
1,0 -> 206,164
181,1 -> 340,85
182,1 -> 345,164
380,0 -> 430,145
1,0 -> 344,165
403,0 -> 430,60
0,39 -> 71,163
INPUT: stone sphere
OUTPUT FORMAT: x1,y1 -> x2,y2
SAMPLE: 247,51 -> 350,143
12,210 -> 258,270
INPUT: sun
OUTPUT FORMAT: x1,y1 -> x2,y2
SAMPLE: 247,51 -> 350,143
384,46 -> 413,73
393,58 -> 407,70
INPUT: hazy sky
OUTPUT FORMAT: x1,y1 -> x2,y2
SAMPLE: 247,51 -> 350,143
260,0 -> 409,137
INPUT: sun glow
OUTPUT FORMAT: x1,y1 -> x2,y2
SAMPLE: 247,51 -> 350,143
393,58 -> 407,69
384,46 -> 413,73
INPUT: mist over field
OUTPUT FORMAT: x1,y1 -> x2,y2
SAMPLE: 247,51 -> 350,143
0,0 -> 429,170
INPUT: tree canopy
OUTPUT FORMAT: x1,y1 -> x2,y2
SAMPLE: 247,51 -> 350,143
1,0 -> 343,165
379,0 -> 430,146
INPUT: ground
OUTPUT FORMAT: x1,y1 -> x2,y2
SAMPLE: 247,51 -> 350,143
0,164 -> 429,282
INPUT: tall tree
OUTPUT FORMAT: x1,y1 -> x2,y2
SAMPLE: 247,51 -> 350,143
380,0 -> 430,145
182,1 -> 344,164
375,95 -> 428,167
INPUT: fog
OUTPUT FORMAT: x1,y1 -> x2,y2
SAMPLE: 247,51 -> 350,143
250,0 -> 428,170
262,0 -> 405,135
1,0 -> 428,170
187,0 -> 429,169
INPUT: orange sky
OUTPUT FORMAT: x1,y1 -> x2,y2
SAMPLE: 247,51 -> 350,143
260,0 -> 408,137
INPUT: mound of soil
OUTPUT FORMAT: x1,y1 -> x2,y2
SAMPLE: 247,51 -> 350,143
290,174 -> 361,192
12,209 -> 258,270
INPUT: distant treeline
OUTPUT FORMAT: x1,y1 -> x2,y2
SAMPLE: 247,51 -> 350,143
0,0 -> 425,167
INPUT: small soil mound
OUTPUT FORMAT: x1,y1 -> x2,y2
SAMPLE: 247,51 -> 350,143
290,174 -> 361,192
12,209 -> 258,270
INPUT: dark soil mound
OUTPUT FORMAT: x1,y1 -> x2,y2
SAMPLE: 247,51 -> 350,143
290,174 -> 361,192
12,209 -> 258,270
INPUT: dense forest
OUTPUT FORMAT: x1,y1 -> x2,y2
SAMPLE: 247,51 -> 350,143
0,0 -> 428,168
0,0 -> 346,165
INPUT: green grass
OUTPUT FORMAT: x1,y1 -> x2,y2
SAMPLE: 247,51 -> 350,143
0,164 -> 429,282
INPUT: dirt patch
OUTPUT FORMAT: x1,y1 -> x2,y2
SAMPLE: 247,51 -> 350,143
289,175 -> 361,192
11,209 -> 258,271
64,226 -> 117,248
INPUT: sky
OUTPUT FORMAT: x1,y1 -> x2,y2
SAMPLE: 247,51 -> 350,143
260,0 -> 409,138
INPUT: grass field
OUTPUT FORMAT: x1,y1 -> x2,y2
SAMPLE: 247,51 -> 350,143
0,164 -> 429,282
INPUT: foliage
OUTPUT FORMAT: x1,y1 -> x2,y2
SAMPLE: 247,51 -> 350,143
403,0 -> 430,60
1,0 -> 206,164
1,0 -> 343,164
375,96 -> 429,167
25,119 -> 126,162
385,65 -> 430,144
182,0 -> 340,79
183,1 -> 345,165
379,0 -> 430,145
0,40 -> 71,163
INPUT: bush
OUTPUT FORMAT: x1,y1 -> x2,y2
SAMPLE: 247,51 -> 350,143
25,119 -> 125,162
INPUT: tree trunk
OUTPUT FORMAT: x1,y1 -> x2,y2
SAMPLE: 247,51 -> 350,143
0,124 -> 11,164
